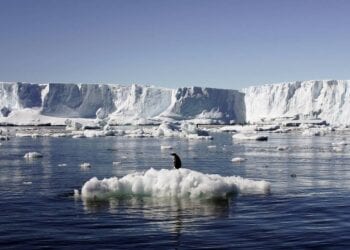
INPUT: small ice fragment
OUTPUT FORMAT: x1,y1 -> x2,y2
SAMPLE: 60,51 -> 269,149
333,147 -> 344,152
74,189 -> 80,198
24,152 -> 43,159
332,141 -> 347,146
231,157 -> 247,163
161,145 -> 173,150
232,133 -> 268,141
207,145 -> 217,149
58,163 -> 67,167
277,146 -> 288,151
80,162 -> 91,170
112,161 -> 121,166
23,181 -> 32,185
72,134 -> 86,139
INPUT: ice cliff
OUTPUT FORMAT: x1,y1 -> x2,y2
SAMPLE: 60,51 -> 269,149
1,80 -> 349,126
0,82 -> 245,125
243,80 -> 350,125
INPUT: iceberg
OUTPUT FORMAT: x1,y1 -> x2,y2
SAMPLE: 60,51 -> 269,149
0,82 -> 245,126
1,80 -> 350,126
243,80 -> 350,125
81,168 -> 271,200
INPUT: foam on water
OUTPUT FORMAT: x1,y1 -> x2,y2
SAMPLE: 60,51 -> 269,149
81,168 -> 270,200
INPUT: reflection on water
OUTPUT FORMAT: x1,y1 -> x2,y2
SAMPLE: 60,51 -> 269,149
83,195 -> 231,243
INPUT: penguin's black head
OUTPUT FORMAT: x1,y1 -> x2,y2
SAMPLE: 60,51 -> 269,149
170,153 -> 182,169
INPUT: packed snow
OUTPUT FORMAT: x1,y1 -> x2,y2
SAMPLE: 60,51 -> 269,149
80,168 -> 270,200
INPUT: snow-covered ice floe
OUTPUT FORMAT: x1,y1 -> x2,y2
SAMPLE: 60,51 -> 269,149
24,152 -> 43,159
80,168 -> 270,200
232,133 -> 268,141
80,162 -> 92,170
231,157 -> 247,163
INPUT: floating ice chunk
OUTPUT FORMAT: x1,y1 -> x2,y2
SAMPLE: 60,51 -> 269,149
161,145 -> 173,150
231,157 -> 247,163
301,128 -> 327,136
83,130 -> 105,138
65,119 -> 83,131
273,128 -> 293,133
255,125 -> 280,131
24,152 -> 43,159
333,147 -> 343,152
277,146 -> 288,151
112,162 -> 121,166
124,128 -> 152,138
186,134 -> 213,140
332,141 -> 347,146
58,163 -> 67,167
81,168 -> 270,200
156,122 -> 180,137
80,162 -> 91,170
23,181 -> 32,185
72,134 -> 86,139
207,145 -> 217,149
232,133 -> 268,141
15,133 -> 34,137
74,189 -> 80,198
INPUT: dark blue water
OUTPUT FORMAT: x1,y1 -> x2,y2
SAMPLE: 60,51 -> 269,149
1,130 -> 350,249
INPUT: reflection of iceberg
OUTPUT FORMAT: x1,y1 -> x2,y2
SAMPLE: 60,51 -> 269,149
81,168 -> 270,200
82,196 -> 232,240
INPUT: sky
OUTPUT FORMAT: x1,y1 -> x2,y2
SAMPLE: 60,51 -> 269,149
0,0 -> 350,89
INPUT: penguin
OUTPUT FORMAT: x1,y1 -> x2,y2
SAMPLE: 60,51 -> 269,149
170,153 -> 182,169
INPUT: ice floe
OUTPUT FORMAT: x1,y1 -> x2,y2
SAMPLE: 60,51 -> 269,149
80,168 -> 270,200
24,152 -> 43,159
231,157 -> 247,163
232,133 -> 268,141
80,162 -> 92,170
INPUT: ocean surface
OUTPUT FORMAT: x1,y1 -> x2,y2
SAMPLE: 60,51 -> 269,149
1,129 -> 350,249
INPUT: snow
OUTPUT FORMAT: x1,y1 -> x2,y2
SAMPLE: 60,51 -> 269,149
80,168 -> 270,200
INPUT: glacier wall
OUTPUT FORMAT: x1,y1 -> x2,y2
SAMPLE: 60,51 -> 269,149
243,80 -> 350,125
0,82 -> 245,124
1,80 -> 349,125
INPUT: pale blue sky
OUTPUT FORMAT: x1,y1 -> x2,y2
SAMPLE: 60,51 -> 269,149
0,0 -> 349,89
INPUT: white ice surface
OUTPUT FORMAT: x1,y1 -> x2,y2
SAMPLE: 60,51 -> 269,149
1,80 -> 350,126
243,80 -> 350,125
24,152 -> 43,159
81,168 -> 270,200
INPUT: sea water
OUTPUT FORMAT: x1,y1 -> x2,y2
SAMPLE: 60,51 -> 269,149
1,130 -> 350,249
